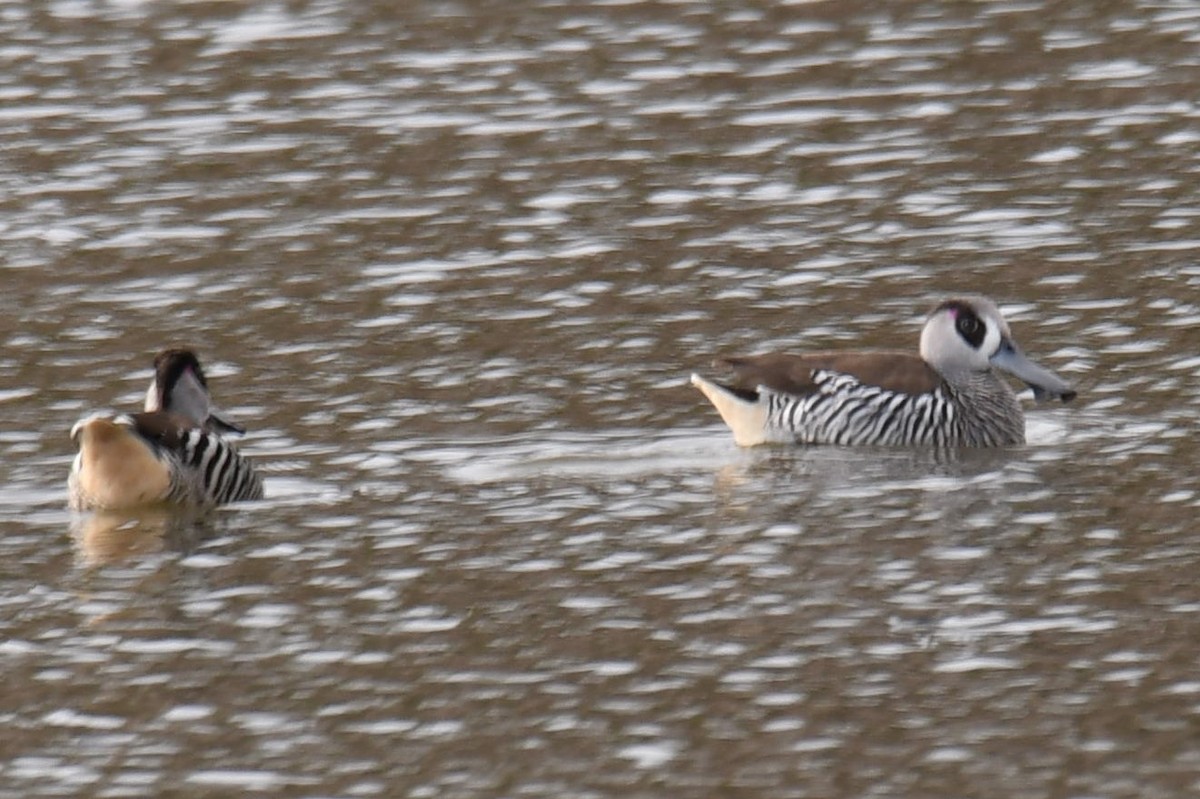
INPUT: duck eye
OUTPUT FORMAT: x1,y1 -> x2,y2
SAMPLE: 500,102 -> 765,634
955,312 -> 985,347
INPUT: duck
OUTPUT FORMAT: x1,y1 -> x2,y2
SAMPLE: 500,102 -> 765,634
691,295 -> 1076,447
68,350 -> 264,511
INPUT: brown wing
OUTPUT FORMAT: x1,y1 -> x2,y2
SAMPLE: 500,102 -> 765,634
715,350 -> 943,397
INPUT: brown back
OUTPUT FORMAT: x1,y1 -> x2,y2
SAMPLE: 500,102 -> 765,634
128,411 -> 194,451
716,350 -> 943,397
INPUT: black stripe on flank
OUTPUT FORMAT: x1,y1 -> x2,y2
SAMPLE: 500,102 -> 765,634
189,431 -> 209,468
876,393 -> 911,442
221,448 -> 247,502
900,400 -> 922,443
232,469 -> 250,501
227,455 -> 247,499
212,450 -> 236,502
226,452 -> 253,502
204,438 -> 229,489
239,468 -> 264,501
802,389 -> 834,421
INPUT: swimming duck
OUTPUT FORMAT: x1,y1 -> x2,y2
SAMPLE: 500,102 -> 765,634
691,296 -> 1076,447
69,350 -> 264,511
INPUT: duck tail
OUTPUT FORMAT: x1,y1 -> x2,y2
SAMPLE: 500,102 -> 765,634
690,373 -> 769,447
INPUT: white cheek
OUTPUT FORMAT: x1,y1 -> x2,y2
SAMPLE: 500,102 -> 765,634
981,321 -> 1002,356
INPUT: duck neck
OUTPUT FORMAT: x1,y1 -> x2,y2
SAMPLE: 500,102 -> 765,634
943,368 -> 1025,445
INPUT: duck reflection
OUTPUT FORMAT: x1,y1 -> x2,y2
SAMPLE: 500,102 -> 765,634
70,506 -> 210,567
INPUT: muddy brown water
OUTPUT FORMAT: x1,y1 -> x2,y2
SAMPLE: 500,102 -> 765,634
1,1 -> 1199,797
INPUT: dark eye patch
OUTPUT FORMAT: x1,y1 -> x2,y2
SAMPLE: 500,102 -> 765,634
955,309 -> 986,348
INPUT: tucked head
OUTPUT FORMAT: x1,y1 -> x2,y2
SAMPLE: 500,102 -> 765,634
154,348 -> 208,392
146,348 -> 207,416
920,296 -> 1076,402
145,348 -> 246,435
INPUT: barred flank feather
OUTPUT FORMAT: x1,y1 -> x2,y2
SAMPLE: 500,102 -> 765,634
172,428 -> 265,506
762,369 -> 1024,447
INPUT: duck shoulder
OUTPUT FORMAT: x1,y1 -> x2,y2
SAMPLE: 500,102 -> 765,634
127,411 -> 197,452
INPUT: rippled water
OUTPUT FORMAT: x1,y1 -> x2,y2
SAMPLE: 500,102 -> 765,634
2,1 -> 1199,796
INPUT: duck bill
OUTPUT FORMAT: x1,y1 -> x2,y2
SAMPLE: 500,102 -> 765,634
990,340 -> 1076,403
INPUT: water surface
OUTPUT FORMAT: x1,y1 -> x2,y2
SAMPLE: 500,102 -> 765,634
2,1 -> 1199,797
